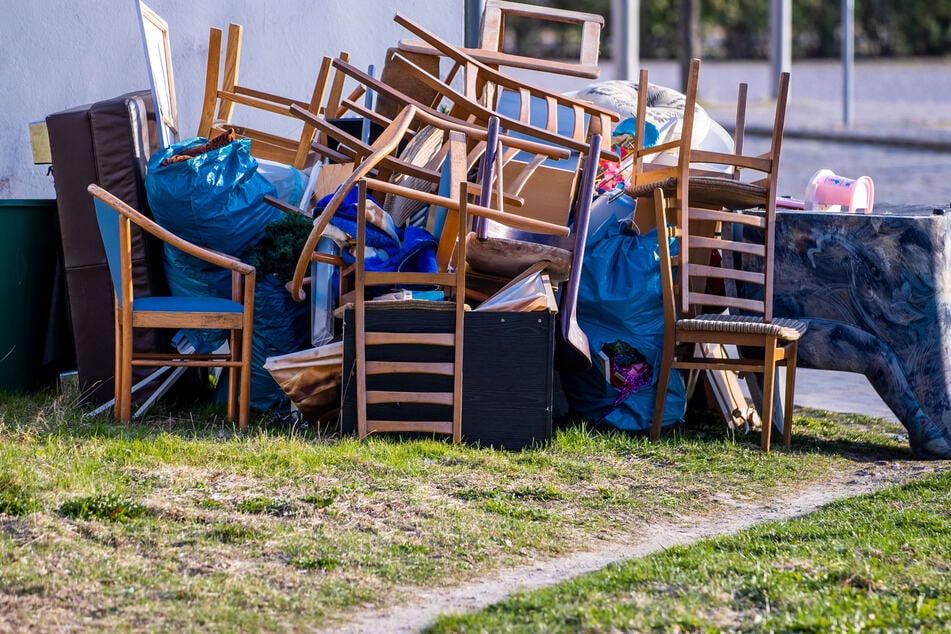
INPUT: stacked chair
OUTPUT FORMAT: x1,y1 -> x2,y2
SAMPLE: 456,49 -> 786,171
626,59 -> 804,451
107,2 -> 806,447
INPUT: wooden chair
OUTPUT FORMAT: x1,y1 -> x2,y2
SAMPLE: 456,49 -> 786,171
349,131 -> 471,441
337,121 -> 570,440
390,13 -> 617,155
476,0 -> 604,79
388,13 -> 617,227
640,64 -> 804,451
88,184 -> 255,428
196,23 -> 328,168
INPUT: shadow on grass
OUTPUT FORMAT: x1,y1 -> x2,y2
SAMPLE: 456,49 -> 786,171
3,388 -> 915,465
554,404 -> 914,463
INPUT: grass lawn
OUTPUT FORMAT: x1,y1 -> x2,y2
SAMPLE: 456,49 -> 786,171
0,388 -> 937,631
427,469 -> 951,633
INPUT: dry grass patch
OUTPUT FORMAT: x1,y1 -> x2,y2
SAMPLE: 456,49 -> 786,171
0,391 -> 921,631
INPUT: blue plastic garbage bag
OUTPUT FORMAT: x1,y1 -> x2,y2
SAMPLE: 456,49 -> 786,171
315,188 -> 440,275
145,137 -> 283,257
144,137 -> 309,411
561,219 -> 687,431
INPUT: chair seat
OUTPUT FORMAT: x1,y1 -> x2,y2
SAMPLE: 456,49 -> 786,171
678,313 -> 807,341
133,295 -> 244,314
465,233 -> 571,281
626,176 -> 768,210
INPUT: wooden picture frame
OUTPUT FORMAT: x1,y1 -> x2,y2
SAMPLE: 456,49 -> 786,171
136,1 -> 178,147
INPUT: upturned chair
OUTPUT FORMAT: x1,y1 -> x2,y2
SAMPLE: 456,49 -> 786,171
88,184 -> 256,428
636,62 -> 804,451
286,103 -> 572,306
475,0 -> 604,79
196,23 -> 330,168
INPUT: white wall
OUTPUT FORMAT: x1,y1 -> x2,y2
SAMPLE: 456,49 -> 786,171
0,0 -> 464,199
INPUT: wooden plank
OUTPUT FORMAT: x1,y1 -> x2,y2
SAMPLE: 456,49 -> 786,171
367,390 -> 455,406
366,361 -> 455,376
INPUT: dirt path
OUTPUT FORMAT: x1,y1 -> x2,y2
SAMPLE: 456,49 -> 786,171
322,459 -> 947,634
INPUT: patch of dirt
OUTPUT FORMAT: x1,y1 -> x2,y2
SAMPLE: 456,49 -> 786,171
321,459 -> 947,634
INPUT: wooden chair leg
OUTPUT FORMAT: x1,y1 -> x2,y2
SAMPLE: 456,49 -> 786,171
652,343 -> 674,441
198,27 -> 223,138
226,330 -> 238,423
760,339 -> 777,452
113,303 -> 122,421
238,324 -> 253,430
119,313 -> 134,424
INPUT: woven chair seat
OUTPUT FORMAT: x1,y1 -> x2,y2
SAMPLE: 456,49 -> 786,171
626,175 -> 768,210
678,313 -> 807,341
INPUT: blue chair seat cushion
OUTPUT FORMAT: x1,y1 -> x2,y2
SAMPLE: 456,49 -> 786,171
133,295 -> 244,314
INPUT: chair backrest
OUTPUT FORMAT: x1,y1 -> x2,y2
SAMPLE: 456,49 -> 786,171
93,195 -> 130,307
656,69 -> 791,323
477,0 -> 603,79
91,185 -> 255,306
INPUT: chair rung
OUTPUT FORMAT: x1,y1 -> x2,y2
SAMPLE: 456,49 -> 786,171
366,419 -> 454,435
366,360 -> 455,375
367,390 -> 455,406
674,359 -> 768,373
364,271 -> 458,286
136,352 -> 232,361
366,332 -> 456,346
132,359 -> 242,368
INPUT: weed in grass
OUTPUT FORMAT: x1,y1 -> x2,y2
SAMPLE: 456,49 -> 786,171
58,493 -> 149,522
303,486 -> 343,508
290,554 -> 340,571
236,496 -> 300,517
205,522 -> 259,543
0,490 -> 38,516
0,474 -> 38,516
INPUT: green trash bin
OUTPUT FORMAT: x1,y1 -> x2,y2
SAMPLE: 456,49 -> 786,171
0,199 -> 63,393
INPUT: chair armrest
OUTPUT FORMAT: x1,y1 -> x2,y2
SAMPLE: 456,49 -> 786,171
87,184 -> 254,277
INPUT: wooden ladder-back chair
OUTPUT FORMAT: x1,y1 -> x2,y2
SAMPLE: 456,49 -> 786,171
350,131 -> 471,441
318,118 -> 569,440
639,65 -> 804,451
88,184 -> 256,428
197,23 -> 330,168
391,13 -> 617,155
389,13 -> 617,229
